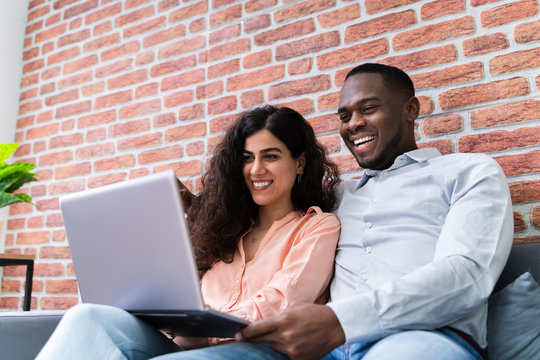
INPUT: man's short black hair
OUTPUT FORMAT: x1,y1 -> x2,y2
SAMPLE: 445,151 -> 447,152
344,63 -> 415,98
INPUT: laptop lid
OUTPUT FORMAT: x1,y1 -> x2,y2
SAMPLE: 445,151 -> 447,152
60,170 -> 205,312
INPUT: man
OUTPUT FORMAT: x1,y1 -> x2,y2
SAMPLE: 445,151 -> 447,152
162,63 -> 513,360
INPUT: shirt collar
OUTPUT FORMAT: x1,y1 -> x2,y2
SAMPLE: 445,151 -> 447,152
356,148 -> 442,189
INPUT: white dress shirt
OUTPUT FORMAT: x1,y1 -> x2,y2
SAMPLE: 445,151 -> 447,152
327,148 -> 513,348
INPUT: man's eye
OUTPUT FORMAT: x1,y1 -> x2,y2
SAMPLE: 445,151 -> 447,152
362,105 -> 377,113
339,113 -> 351,122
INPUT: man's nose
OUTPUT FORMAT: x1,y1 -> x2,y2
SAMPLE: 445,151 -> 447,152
347,113 -> 366,131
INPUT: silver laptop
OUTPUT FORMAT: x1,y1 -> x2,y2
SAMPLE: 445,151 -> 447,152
60,170 -> 248,337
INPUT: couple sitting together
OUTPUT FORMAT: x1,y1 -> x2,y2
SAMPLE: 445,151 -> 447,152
37,63 -> 513,360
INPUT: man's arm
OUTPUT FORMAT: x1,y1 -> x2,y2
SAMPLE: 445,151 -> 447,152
239,303 -> 345,360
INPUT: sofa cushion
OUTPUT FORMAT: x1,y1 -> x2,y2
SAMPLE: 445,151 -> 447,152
487,272 -> 540,360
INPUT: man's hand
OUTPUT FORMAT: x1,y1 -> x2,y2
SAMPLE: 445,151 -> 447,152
238,303 -> 345,360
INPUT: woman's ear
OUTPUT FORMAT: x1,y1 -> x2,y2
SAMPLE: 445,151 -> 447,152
297,152 -> 306,174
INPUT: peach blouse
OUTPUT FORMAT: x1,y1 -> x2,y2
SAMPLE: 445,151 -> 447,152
200,206 -> 340,322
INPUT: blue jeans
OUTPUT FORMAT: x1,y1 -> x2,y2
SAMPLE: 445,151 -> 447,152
36,304 -> 481,360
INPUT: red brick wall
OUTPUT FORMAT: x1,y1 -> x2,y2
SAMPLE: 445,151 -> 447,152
1,0 -> 538,311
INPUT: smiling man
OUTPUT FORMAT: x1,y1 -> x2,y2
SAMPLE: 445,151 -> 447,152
163,64 -> 514,360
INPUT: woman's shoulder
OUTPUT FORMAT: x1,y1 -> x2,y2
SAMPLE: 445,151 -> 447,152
303,206 -> 340,225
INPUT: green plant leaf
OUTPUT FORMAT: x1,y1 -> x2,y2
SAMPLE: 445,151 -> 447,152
1,173 -> 38,193
0,162 -> 36,181
0,143 -> 18,166
0,192 -> 32,208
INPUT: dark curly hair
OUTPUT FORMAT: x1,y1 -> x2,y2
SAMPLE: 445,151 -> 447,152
186,105 -> 340,273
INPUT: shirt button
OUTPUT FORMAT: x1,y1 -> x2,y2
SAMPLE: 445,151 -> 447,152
366,222 -> 373,228
372,198 -> 378,203
362,274 -> 369,281
383,172 -> 389,177
365,246 -> 373,253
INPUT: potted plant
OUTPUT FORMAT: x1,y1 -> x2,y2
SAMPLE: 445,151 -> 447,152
0,143 -> 37,208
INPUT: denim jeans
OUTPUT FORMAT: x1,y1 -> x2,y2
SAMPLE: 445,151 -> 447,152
36,304 -> 481,360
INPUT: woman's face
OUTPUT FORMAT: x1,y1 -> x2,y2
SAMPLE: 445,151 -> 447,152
242,129 -> 304,212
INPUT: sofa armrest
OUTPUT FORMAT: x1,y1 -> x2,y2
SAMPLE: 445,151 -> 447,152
0,310 -> 64,360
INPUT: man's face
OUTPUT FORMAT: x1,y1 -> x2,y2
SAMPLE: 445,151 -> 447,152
338,72 -> 416,170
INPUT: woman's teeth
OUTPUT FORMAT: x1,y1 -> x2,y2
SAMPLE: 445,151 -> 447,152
253,181 -> 272,188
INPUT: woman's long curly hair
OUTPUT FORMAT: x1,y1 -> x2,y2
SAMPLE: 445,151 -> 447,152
187,105 -> 340,273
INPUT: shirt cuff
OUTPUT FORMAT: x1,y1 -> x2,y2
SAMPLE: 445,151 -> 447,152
326,294 -> 383,344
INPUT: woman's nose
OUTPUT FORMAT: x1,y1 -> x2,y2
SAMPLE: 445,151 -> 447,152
250,158 -> 266,175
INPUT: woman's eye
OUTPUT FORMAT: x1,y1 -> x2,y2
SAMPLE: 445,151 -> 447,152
265,154 -> 279,160
243,155 -> 254,162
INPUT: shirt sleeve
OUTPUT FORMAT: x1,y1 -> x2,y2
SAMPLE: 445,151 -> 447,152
327,155 -> 514,344
229,210 -> 341,322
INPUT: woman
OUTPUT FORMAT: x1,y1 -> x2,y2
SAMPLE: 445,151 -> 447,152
36,105 -> 340,360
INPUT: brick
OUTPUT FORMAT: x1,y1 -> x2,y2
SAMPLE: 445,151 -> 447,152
532,206 -> 540,228
117,133 -> 162,151
45,89 -> 79,107
158,36 -> 205,59
18,100 -> 42,115
136,51 -> 154,66
244,14 -> 271,33
39,246 -> 71,259
136,82 -> 159,98
458,127 -> 539,153
345,10 -> 416,43
490,47 -> 540,74
394,16 -> 474,50
124,17 -> 166,39
276,31 -> 340,61
509,180 -> 540,204
245,0 -> 276,12
317,91 -> 339,111
16,231 -> 50,245
421,0 -> 465,20
179,103 -> 204,121
153,113 -> 176,128
254,19 -> 315,46
411,62 -> 483,90
495,151 -> 540,177
95,91 -> 132,109
40,297 -> 79,310
240,90 -> 264,108
317,38 -> 388,71
95,155 -> 136,172
481,0 -> 538,28
39,150 -> 73,166
161,68 -> 205,91
206,38 -> 250,62
19,89 -> 38,102
125,0 -> 154,9
28,4 -> 50,23
101,41 -> 141,62
63,55 -> 98,75
158,0 -> 179,12
7,219 -> 26,230
46,279 -> 78,294
58,71 -> 92,90
210,24 -> 240,45
150,56 -> 196,77
288,58 -> 312,75
78,109 -> 116,128
14,142 -> 32,157
471,0 -> 499,6
47,47 -> 80,66
318,4 -> 360,28
227,65 -> 285,92
108,69 -> 147,90
35,198 -> 59,213
21,74 -> 40,88
275,98 -> 314,116
119,99 -> 161,119
170,1 -> 208,23
109,118 -> 150,137
26,123 -> 59,140
58,29 -> 90,48
55,101 -> 92,118
196,81 -> 224,100
515,19 -> 540,43
49,133 -> 84,149
114,5 -> 154,28
143,24 -> 186,48
129,168 -> 150,179
41,68 -> 61,81
275,0 -> 334,23
23,59 -> 45,74
306,114 -> 340,134
164,90 -> 193,108
83,33 -> 120,53
55,162 -> 91,180
165,123 -> 206,142
268,75 -> 331,100
23,47 -> 40,62
462,33 -> 509,57
471,99 -> 539,128
439,77 -> 529,109
422,114 -> 462,137
383,45 -> 458,71
69,17 -> 82,29
37,111 -> 53,124
208,96 -> 237,115
85,2 -> 122,24
155,160 -> 202,177
365,0 -> 420,14
138,145 -> 184,164
417,139 -> 454,154
1,280 -> 22,293
210,4 -> 241,28
186,141 -> 204,156
35,24 -> 67,44
8,201 -> 34,216
75,143 -> 115,159
208,59 -> 240,79
513,211 -> 527,232
64,0 -> 98,19
17,115 -> 35,130
243,50 -> 272,69
189,18 -> 206,33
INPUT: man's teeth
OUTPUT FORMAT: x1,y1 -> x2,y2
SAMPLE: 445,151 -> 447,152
253,181 -> 272,187
353,136 -> 376,145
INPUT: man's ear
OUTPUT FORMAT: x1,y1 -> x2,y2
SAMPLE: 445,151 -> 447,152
297,152 -> 306,173
405,96 -> 420,123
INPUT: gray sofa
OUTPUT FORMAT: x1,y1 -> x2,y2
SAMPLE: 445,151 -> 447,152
0,242 -> 539,360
